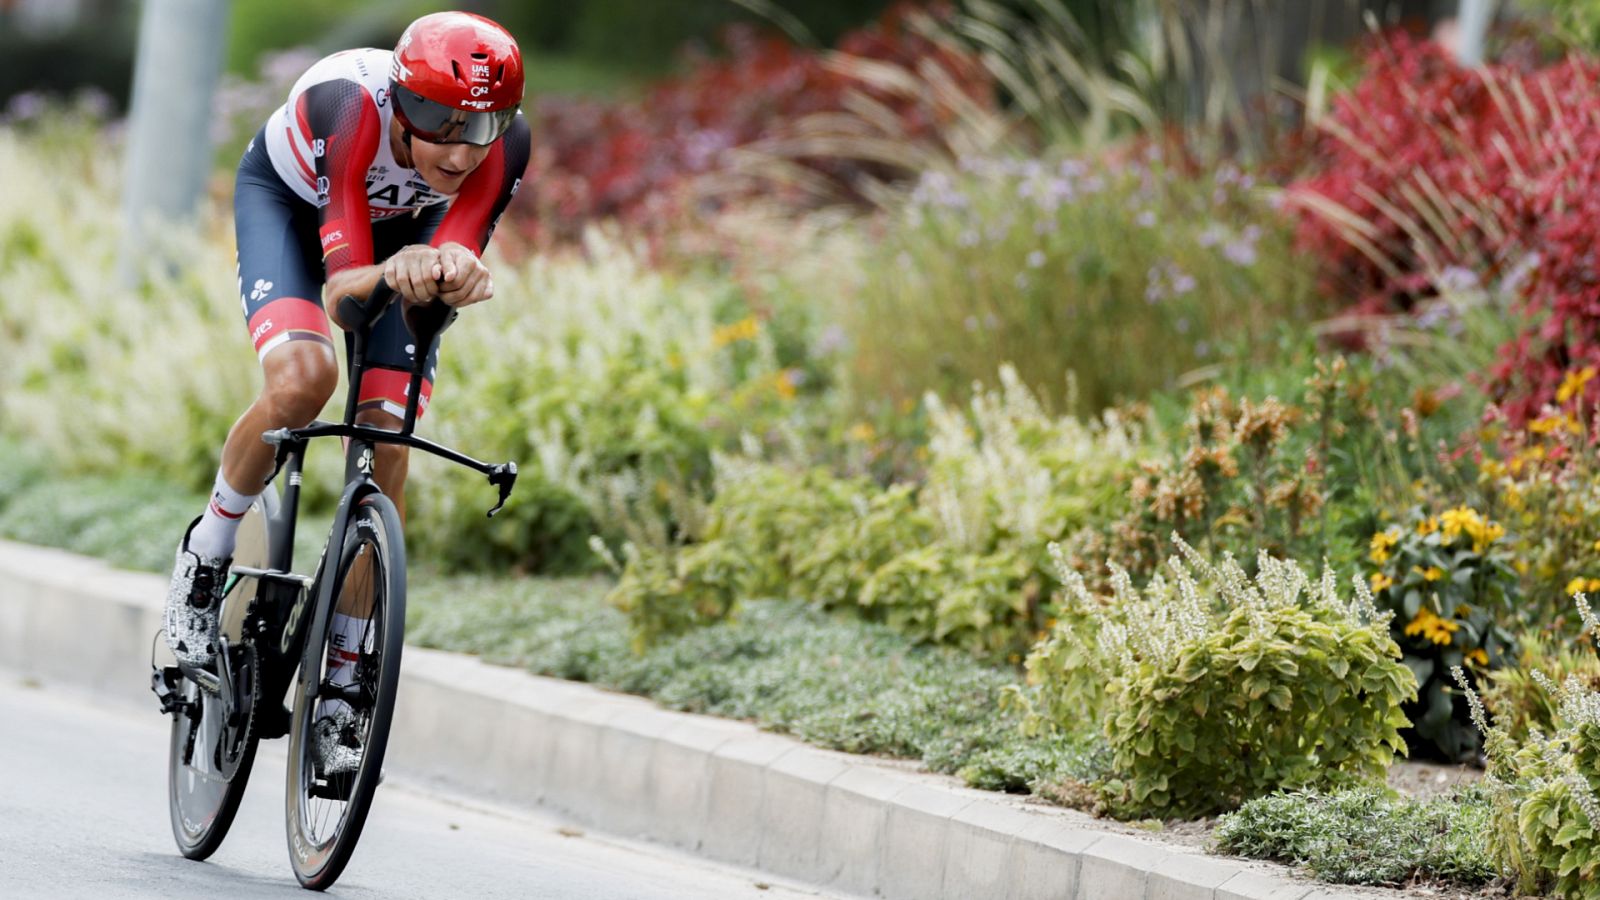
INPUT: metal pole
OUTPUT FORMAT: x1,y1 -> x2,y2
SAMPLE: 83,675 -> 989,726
1456,0 -> 1494,66
121,0 -> 230,269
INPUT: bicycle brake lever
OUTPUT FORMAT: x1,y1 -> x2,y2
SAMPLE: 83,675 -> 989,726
261,428 -> 295,486
486,461 -> 518,518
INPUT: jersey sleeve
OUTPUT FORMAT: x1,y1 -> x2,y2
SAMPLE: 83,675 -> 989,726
429,114 -> 532,255
298,78 -> 380,276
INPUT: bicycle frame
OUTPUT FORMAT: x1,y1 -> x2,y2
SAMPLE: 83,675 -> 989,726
229,281 -> 518,730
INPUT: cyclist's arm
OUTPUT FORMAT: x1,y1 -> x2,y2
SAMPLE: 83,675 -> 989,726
429,114 -> 531,258
296,78 -> 386,329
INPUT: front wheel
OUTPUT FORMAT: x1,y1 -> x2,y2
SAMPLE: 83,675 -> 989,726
284,492 -> 406,890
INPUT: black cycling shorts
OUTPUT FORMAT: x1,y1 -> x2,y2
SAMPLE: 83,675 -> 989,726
234,127 -> 446,420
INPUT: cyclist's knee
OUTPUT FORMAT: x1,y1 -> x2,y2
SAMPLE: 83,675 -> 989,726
261,345 -> 339,425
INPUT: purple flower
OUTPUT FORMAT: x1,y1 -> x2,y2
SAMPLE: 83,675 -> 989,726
1223,239 -> 1258,267
1026,250 -> 1046,268
1436,265 -> 1480,293
1197,224 -> 1227,248
1172,270 -> 1196,295
1136,210 -> 1157,228
5,91 -> 46,122
1014,272 -> 1031,290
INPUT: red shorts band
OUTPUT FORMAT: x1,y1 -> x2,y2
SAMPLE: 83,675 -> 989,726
247,296 -> 333,361
356,366 -> 434,421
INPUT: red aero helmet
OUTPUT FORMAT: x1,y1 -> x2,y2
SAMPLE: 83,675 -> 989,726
390,12 -> 523,146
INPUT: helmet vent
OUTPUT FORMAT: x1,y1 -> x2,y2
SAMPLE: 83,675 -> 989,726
471,52 -> 489,61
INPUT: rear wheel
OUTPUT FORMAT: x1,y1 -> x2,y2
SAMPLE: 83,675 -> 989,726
166,494 -> 274,859
284,492 -> 406,890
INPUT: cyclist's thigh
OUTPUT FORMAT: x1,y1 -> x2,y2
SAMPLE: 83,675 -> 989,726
234,130 -> 333,364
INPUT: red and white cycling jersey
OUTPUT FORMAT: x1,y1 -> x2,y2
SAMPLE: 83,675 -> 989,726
264,48 -> 450,221
252,47 -> 528,278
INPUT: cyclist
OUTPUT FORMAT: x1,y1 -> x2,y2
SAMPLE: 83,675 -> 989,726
163,11 -> 530,776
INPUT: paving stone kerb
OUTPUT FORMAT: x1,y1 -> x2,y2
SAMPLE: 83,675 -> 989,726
0,539 -> 1374,900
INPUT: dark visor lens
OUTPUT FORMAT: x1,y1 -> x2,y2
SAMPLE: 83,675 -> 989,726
394,86 -> 517,146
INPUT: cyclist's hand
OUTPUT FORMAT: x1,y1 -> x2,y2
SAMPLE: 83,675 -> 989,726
435,242 -> 493,308
383,244 -> 443,304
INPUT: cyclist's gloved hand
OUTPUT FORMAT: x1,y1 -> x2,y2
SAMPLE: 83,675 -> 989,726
383,244 -> 444,305
436,242 -> 494,309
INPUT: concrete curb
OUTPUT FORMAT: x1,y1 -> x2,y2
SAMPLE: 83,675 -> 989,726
0,539 -> 1378,899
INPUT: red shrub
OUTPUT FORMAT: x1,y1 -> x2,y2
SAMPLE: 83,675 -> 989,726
512,3 -> 994,248
1286,34 -> 1600,423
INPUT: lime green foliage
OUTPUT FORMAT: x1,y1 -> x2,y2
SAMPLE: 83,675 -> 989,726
1214,786 -> 1496,887
846,155 -> 1317,417
1367,506 -> 1519,761
860,545 -> 1032,661
1024,538 -> 1414,818
604,368 -> 1143,659
406,578 -> 1107,790
1457,602 -> 1600,898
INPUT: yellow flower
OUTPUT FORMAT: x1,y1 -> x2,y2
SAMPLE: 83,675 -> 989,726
846,422 -> 877,443
1370,572 -> 1395,593
1569,577 -> 1590,596
1557,367 -> 1597,405
1370,528 -> 1401,564
1417,517 -> 1439,536
1403,608 -> 1460,646
774,369 -> 798,401
1413,565 -> 1445,582
1592,539 -> 1600,553
1466,648 -> 1489,667
1479,458 -> 1506,480
711,316 -> 761,348
1515,560 -> 1530,575
1529,414 -> 1570,436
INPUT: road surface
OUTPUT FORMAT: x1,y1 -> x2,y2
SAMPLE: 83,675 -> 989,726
0,675 -> 845,899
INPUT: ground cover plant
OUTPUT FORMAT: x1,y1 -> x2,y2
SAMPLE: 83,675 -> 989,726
1214,786 -> 1497,887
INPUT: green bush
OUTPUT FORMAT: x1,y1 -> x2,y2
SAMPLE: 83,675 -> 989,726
1457,599 -> 1600,898
1024,538 -> 1415,818
1483,629 -> 1600,747
845,155 -> 1318,418
1214,786 -> 1497,887
860,545 -> 1034,661
790,483 -> 934,611
603,368 -> 1142,657
1367,505 -> 1519,761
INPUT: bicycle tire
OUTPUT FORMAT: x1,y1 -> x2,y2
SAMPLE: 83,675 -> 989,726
166,495 -> 273,859
284,492 -> 406,890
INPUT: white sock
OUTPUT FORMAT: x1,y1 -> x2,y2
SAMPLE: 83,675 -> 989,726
320,613 -> 370,720
187,469 -> 260,560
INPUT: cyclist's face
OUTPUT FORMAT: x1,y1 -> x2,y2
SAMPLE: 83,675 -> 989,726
409,137 -> 492,194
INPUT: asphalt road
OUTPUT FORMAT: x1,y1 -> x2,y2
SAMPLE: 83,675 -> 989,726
0,675 -> 844,900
